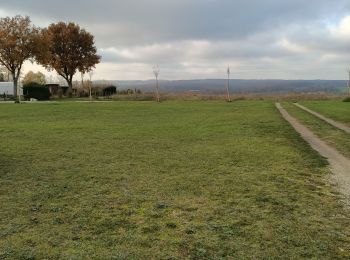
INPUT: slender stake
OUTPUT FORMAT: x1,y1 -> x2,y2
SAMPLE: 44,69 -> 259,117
226,66 -> 231,102
153,65 -> 160,102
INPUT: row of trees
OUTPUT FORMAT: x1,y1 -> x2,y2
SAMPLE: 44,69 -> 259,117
0,15 -> 100,97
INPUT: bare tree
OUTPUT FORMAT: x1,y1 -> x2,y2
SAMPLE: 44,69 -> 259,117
153,65 -> 160,102
226,66 -> 232,102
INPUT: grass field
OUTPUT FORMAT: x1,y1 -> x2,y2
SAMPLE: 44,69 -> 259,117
1,101 -> 350,259
283,102 -> 350,159
300,101 -> 350,125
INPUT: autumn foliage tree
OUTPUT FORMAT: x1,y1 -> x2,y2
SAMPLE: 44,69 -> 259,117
38,22 -> 100,95
23,71 -> 46,86
0,16 -> 40,97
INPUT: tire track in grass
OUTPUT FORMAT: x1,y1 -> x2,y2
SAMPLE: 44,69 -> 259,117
294,103 -> 350,134
276,103 -> 350,204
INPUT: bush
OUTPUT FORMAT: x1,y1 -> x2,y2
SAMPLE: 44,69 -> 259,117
343,96 -> 350,102
102,86 -> 117,96
23,82 -> 51,101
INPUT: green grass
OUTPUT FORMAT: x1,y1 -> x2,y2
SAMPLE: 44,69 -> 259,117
1,101 -> 350,259
300,101 -> 350,126
283,102 -> 350,159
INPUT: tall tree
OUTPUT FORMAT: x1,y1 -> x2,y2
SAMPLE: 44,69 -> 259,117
0,16 -> 40,97
38,22 -> 100,95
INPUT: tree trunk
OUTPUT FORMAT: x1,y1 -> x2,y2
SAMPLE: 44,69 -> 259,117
13,76 -> 18,98
67,80 -> 73,97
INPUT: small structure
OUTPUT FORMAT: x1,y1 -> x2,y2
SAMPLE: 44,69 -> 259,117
0,82 -> 23,97
45,84 -> 69,96
45,84 -> 59,95
102,86 -> 117,96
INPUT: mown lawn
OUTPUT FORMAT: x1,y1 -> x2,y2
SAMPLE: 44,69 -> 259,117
300,101 -> 350,125
0,101 -> 349,259
284,102 -> 350,159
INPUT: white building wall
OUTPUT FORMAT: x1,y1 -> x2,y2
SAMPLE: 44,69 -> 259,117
0,82 -> 23,95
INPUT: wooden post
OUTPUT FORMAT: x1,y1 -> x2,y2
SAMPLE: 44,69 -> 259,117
153,65 -> 160,102
226,66 -> 231,102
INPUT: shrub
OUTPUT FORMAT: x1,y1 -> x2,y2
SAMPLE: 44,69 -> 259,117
102,86 -> 117,96
343,96 -> 350,102
23,82 -> 51,101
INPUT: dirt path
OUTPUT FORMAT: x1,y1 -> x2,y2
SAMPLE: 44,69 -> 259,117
294,103 -> 350,134
276,103 -> 350,203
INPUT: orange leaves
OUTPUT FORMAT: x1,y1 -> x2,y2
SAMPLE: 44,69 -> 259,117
38,22 -> 100,87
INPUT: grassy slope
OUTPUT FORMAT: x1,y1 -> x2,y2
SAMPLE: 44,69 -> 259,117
300,101 -> 350,125
283,102 -> 350,159
0,101 -> 349,259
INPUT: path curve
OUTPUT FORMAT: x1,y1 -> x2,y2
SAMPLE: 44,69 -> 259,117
276,103 -> 350,203
294,103 -> 350,134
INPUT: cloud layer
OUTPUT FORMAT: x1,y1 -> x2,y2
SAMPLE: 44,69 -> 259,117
1,0 -> 350,80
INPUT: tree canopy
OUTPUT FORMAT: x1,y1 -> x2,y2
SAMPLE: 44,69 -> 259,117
38,22 -> 100,94
23,71 -> 46,86
0,15 -> 41,96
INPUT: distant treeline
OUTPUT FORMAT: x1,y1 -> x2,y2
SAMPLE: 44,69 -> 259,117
98,79 -> 348,94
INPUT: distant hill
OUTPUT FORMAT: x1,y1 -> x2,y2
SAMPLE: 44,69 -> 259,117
95,79 -> 348,94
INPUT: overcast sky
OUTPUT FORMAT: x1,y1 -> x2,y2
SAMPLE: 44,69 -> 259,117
2,0 -> 350,80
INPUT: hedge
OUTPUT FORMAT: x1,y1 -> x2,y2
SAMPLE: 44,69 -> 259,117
23,82 -> 51,101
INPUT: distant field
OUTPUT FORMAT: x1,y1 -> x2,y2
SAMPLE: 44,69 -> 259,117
300,101 -> 350,125
1,101 -> 349,259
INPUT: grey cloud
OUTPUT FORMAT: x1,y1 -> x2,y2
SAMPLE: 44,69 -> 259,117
2,0 -> 349,46
1,0 -> 350,79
